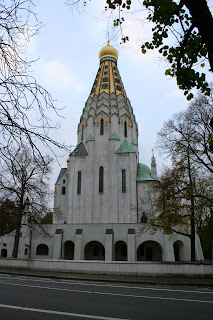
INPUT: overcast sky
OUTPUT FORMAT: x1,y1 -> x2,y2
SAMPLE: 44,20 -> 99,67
28,0 -> 213,199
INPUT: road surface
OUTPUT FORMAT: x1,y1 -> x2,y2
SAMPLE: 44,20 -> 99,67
0,273 -> 212,319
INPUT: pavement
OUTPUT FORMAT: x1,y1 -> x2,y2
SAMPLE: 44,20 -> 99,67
0,266 -> 213,287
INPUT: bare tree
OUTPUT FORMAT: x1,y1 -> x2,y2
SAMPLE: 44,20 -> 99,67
154,91 -> 213,260
0,144 -> 53,258
0,0 -> 68,164
158,91 -> 213,174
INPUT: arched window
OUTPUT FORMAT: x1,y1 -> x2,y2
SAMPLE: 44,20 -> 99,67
24,248 -> 28,255
77,171 -> 81,194
122,169 -> 126,193
140,212 -> 148,223
99,166 -> 104,193
124,120 -> 127,137
100,118 -> 104,135
61,186 -> 66,195
36,244 -> 49,255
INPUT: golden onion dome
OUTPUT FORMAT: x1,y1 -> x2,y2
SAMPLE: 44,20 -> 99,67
99,41 -> 118,61
67,157 -> 69,165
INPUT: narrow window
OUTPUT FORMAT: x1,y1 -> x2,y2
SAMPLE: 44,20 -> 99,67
81,124 -> 84,141
122,169 -> 126,193
100,118 -> 104,135
99,166 -> 104,193
141,212 -> 148,223
77,171 -> 81,194
124,121 -> 127,137
61,186 -> 66,195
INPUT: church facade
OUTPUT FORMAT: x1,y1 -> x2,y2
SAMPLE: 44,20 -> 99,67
0,43 -> 204,262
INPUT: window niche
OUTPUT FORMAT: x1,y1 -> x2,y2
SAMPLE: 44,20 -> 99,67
81,124 -> 84,141
122,169 -> 126,193
77,171 -> 81,194
99,166 -> 104,193
141,212 -> 148,223
124,120 -> 127,137
100,118 -> 104,135
61,186 -> 66,195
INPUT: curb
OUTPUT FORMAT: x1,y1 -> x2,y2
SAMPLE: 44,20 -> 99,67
1,267 -> 213,287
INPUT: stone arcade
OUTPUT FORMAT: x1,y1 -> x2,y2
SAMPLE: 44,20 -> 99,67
0,42 -> 204,262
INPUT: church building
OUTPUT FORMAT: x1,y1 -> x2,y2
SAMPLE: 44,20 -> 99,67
0,42 -> 204,262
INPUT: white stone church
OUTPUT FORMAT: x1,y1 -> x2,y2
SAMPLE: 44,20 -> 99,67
0,43 -> 204,262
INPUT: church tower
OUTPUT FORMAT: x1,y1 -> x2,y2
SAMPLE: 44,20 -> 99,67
1,42 -> 204,263
55,42 -> 139,225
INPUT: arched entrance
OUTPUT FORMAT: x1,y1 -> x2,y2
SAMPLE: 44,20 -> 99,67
36,244 -> 49,256
64,240 -> 74,260
84,241 -> 105,260
115,241 -> 127,261
137,241 -> 162,261
1,249 -> 7,258
173,240 -> 184,261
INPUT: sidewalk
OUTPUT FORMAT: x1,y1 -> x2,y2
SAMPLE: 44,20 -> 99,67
0,266 -> 213,287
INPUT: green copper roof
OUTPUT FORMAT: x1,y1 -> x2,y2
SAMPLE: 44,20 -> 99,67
71,142 -> 88,156
86,134 -> 95,142
132,138 -> 137,146
109,132 -> 120,141
137,163 -> 155,181
56,168 -> 67,184
115,139 -> 136,154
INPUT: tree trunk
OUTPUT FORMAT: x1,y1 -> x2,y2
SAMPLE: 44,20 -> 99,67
185,0 -> 213,71
190,208 -> 196,261
187,149 -> 196,261
12,197 -> 24,258
12,210 -> 22,258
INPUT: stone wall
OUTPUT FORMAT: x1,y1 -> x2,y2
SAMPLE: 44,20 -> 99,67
0,258 -> 211,277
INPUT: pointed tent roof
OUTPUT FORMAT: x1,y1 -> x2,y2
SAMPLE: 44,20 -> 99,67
71,142 -> 88,156
132,138 -> 137,146
56,168 -> 67,184
89,41 -> 127,98
115,139 -> 136,154
86,134 -> 95,142
109,132 -> 120,141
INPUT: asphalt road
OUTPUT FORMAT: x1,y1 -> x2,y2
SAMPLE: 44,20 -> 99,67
0,273 -> 212,320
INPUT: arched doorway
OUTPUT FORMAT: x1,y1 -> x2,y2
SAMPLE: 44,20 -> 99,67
137,241 -> 162,261
115,241 -> 127,261
84,241 -> 105,260
36,244 -> 49,256
1,249 -> 7,258
173,240 -> 184,261
64,241 -> 74,260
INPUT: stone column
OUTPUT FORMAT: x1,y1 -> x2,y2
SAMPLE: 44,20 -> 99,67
164,236 -> 175,261
128,229 -> 135,261
53,229 -> 63,259
74,229 -> 83,260
105,229 -> 114,261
